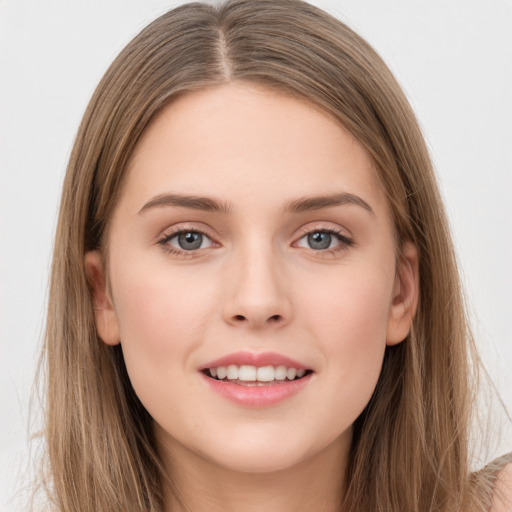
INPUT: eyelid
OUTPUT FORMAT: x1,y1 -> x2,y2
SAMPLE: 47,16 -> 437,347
156,220 -> 218,239
293,221 -> 353,240
156,223 -> 220,256
292,222 -> 354,252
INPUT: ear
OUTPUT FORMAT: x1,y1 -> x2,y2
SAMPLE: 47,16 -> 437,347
386,241 -> 419,346
84,250 -> 120,346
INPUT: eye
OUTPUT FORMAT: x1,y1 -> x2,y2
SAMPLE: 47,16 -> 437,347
159,229 -> 215,253
295,229 -> 353,252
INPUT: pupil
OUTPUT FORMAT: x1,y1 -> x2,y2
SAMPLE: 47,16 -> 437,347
178,232 -> 202,250
308,232 -> 331,250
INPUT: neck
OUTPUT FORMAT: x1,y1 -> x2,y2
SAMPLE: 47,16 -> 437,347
159,433 -> 350,512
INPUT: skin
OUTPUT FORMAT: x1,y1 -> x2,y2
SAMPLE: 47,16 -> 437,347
491,463 -> 512,512
85,83 -> 419,512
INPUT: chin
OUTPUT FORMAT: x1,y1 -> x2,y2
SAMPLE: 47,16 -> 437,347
198,425 -> 347,476
207,445 -> 309,474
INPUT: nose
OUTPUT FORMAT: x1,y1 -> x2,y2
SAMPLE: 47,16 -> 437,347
222,245 -> 292,329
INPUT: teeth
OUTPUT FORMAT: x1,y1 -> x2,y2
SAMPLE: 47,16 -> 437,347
274,365 -> 287,380
257,366 -> 275,382
239,365 -> 257,381
227,364 -> 238,379
207,364 -> 308,382
286,368 -> 297,380
217,366 -> 227,379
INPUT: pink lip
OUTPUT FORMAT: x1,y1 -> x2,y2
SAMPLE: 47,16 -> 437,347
200,371 -> 313,408
200,351 -> 310,371
199,351 -> 313,408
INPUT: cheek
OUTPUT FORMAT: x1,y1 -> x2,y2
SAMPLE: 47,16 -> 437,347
301,263 -> 393,348
109,259 -> 219,395
296,264 -> 394,415
113,254 -> 217,335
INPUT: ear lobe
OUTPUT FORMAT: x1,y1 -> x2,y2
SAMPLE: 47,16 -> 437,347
84,250 -> 120,346
386,241 -> 419,346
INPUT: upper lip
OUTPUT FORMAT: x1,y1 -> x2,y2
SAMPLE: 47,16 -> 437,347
200,351 -> 311,371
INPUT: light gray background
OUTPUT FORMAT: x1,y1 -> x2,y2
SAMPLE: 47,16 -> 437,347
1,0 -> 511,510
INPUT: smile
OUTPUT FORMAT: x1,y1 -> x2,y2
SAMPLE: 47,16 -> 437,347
199,351 -> 314,407
204,365 -> 310,384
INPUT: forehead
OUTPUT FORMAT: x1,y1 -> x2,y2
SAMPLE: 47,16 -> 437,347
121,82 -> 388,217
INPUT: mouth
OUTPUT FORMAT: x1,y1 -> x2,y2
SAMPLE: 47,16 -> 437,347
202,364 -> 313,386
199,351 -> 314,406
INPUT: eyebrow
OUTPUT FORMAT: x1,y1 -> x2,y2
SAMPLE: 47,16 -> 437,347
283,192 -> 375,216
138,191 -> 374,216
138,193 -> 232,215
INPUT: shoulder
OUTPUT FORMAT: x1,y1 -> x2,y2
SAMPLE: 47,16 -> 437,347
489,461 -> 512,512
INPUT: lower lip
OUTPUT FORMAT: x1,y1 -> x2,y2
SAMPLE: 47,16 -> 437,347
200,372 -> 313,407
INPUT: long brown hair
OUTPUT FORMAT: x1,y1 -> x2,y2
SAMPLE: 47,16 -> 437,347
41,1 -> 501,510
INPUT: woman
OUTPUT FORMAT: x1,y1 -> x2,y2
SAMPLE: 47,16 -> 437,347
40,0 -> 511,510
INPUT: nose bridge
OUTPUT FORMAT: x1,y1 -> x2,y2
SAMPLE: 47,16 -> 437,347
223,235 -> 291,328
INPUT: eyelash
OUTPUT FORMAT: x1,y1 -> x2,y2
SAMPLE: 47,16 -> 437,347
157,225 -> 354,257
295,227 -> 354,256
157,226 -> 215,258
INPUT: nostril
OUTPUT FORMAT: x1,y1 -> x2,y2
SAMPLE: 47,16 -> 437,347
230,313 -> 284,324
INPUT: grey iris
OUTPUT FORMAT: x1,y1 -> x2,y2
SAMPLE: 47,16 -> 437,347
178,232 -> 203,250
308,232 -> 331,250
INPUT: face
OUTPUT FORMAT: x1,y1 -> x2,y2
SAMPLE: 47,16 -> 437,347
86,83 -> 418,476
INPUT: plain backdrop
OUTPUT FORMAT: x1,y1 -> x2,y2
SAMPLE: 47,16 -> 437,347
1,0 -> 511,510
